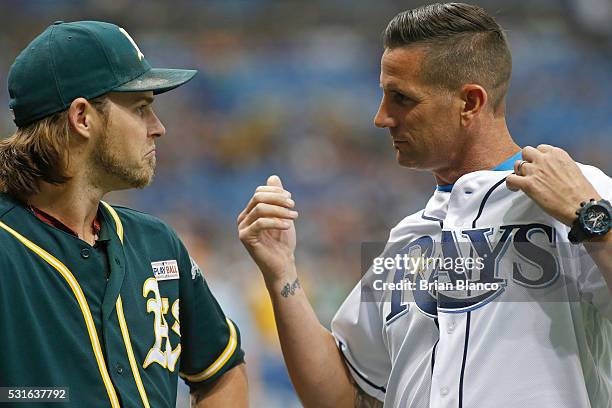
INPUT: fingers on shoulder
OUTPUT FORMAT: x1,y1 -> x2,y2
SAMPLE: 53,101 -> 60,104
521,145 -> 542,162
506,173 -> 529,192
530,144 -> 571,160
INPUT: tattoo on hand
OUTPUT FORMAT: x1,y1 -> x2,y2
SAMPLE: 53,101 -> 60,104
280,278 -> 301,297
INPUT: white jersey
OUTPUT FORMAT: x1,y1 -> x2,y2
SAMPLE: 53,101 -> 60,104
332,157 -> 612,408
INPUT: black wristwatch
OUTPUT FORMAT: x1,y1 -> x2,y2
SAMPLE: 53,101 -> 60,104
568,198 -> 612,244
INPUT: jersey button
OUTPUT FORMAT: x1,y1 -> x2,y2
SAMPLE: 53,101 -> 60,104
115,363 -> 124,375
440,386 -> 449,396
80,248 -> 91,259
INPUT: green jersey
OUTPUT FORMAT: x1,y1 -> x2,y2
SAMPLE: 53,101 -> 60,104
0,193 -> 244,407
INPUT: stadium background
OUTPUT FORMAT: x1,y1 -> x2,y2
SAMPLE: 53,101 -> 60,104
1,0 -> 610,406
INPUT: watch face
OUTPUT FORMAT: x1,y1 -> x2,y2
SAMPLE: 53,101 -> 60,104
581,204 -> 611,234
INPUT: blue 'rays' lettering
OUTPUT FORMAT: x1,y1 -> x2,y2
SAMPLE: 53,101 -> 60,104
437,230 -> 467,285
460,227 -> 511,285
511,224 -> 558,287
385,223 -> 558,321
437,227 -> 513,311
386,236 -> 435,322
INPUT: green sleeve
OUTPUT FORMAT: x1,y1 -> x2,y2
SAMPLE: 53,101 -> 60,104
176,241 -> 245,391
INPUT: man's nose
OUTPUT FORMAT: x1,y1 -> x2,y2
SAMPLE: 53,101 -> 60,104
149,111 -> 166,138
374,97 -> 395,128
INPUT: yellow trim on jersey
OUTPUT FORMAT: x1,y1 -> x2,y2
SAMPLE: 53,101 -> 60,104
117,295 -> 150,408
180,318 -> 238,382
0,220 -> 120,408
101,201 -> 124,242
102,201 -> 152,408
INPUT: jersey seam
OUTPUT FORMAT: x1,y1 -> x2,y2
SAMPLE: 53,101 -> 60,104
457,175 -> 507,408
430,338 -> 439,376
337,339 -> 387,393
0,202 -> 17,220
421,211 -> 444,228
458,312 -> 471,408
101,202 -> 153,408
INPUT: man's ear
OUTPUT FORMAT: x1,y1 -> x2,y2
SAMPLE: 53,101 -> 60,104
459,84 -> 488,127
67,98 -> 98,139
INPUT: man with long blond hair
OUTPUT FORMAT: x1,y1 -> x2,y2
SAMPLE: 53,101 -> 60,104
0,21 -> 247,407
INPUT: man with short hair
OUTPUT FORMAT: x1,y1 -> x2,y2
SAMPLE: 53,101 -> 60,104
238,3 -> 612,407
0,21 -> 247,407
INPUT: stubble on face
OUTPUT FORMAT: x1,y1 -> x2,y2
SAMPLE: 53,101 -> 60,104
91,122 -> 156,190
379,47 -> 458,171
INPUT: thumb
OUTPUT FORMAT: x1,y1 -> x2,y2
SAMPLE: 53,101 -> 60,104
267,174 -> 284,189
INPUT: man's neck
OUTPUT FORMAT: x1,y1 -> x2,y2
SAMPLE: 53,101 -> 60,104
28,181 -> 106,245
433,120 -> 520,186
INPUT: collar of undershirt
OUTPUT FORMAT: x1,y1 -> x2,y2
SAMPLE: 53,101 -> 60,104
436,150 -> 522,192
30,205 -> 102,240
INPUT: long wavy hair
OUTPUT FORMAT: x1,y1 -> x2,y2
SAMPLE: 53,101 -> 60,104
0,96 -> 108,201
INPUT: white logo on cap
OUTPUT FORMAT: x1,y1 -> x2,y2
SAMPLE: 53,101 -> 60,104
118,27 -> 144,61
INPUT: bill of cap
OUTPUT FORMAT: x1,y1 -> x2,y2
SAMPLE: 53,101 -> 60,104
113,68 -> 197,94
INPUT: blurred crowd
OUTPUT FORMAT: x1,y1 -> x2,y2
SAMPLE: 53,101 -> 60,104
1,0 -> 610,406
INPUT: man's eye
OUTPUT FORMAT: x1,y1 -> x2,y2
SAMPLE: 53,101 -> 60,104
137,105 -> 147,115
392,92 -> 412,105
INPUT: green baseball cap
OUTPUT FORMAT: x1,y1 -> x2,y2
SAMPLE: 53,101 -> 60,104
8,20 -> 197,127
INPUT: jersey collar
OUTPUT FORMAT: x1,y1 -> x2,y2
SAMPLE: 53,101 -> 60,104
436,150 -> 522,192
29,205 -> 109,243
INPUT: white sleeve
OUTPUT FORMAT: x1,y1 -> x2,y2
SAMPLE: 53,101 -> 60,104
576,254 -> 612,320
331,281 -> 390,401
575,164 -> 612,319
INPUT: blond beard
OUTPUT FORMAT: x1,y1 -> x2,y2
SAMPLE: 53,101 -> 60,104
91,132 -> 155,190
